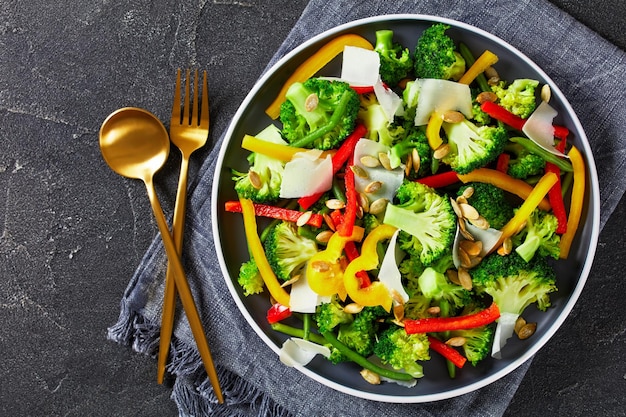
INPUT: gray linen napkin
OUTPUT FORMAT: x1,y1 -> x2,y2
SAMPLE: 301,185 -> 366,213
108,0 -> 626,416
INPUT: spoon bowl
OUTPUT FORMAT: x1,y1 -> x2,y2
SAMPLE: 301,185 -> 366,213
99,107 -> 170,181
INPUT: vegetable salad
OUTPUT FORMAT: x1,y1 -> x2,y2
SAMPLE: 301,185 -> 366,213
225,23 -> 586,386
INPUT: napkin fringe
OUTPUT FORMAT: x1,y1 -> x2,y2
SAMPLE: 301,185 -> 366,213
107,300 -> 292,417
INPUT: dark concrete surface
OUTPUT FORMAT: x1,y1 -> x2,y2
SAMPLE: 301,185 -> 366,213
0,1 -> 623,416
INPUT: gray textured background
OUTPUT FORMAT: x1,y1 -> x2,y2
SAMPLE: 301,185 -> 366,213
1,0 -> 624,416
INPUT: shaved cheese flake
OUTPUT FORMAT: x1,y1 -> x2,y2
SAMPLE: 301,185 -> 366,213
341,46 -> 380,87
289,269 -> 330,313
492,312 -> 519,359
373,78 -> 404,122
413,79 -> 473,126
280,153 -> 333,198
292,149 -> 325,160
453,221 -> 503,269
378,229 -> 409,304
522,101 -> 567,157
256,123 -> 288,144
279,338 -> 331,367
353,138 -> 405,203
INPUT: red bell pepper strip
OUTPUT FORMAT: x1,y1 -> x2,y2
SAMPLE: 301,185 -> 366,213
481,100 -> 525,130
546,138 -> 568,234
416,170 -> 460,188
298,124 -> 367,210
350,82 -> 389,95
337,164 -> 358,237
496,152 -> 510,173
343,241 -> 371,287
329,209 -> 343,229
224,201 -> 323,228
481,101 -> 569,139
427,336 -> 467,368
405,303 -> 500,334
266,303 -> 291,324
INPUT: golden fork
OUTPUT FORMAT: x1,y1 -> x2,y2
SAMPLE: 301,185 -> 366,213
157,69 -> 223,403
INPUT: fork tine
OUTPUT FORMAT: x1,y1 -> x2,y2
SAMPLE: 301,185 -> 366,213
171,69 -> 182,125
192,69 -> 200,126
183,69 -> 191,125
200,71 -> 209,130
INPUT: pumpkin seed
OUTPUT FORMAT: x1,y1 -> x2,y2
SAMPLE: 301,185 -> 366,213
360,155 -> 380,168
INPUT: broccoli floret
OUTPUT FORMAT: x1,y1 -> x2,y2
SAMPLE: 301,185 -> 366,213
389,124 -> 432,178
418,267 -> 472,311
403,292 -> 433,320
279,77 -> 360,150
512,208 -> 561,262
374,327 -> 430,378
471,102 -> 491,125
232,126 -> 285,203
402,79 -> 420,123
358,101 -> 405,147
491,79 -> 539,119
414,23 -> 466,81
314,296 -> 354,334
237,259 -> 264,296
383,181 -> 457,265
399,255 -> 426,295
441,119 -> 508,175
471,252 -> 557,316
457,182 -> 514,230
471,252 -> 556,357
450,310 -> 495,366
504,142 -> 546,179
336,306 -> 388,357
362,213 -> 382,235
374,29 -> 414,87
264,221 -> 318,281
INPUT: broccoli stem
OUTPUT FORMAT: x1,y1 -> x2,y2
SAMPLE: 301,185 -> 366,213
271,322 -> 327,345
458,43 -> 491,92
374,29 -> 394,51
320,331 -> 415,381
290,91 -> 353,148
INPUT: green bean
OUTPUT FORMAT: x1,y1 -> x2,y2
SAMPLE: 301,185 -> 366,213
509,136 -> 573,172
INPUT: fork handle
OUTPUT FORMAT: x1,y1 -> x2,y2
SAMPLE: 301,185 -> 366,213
144,177 -> 224,404
157,155 -> 189,384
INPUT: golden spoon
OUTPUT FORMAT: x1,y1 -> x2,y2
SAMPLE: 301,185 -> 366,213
99,107 -> 223,403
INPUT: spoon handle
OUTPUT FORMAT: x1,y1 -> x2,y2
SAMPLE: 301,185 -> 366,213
144,178 -> 223,403
157,154 -> 189,383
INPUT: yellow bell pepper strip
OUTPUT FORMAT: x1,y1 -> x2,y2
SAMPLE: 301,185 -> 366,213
265,34 -> 375,119
426,111 -> 444,150
306,226 -> 365,300
458,43 -> 491,92
239,197 -> 290,307
458,50 -> 499,85
559,145 -> 586,259
457,168 -> 552,212
343,224 -> 397,312
491,172 -> 558,252
241,134 -> 334,162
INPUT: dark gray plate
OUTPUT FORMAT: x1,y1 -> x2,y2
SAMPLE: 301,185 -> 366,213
211,14 -> 600,402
